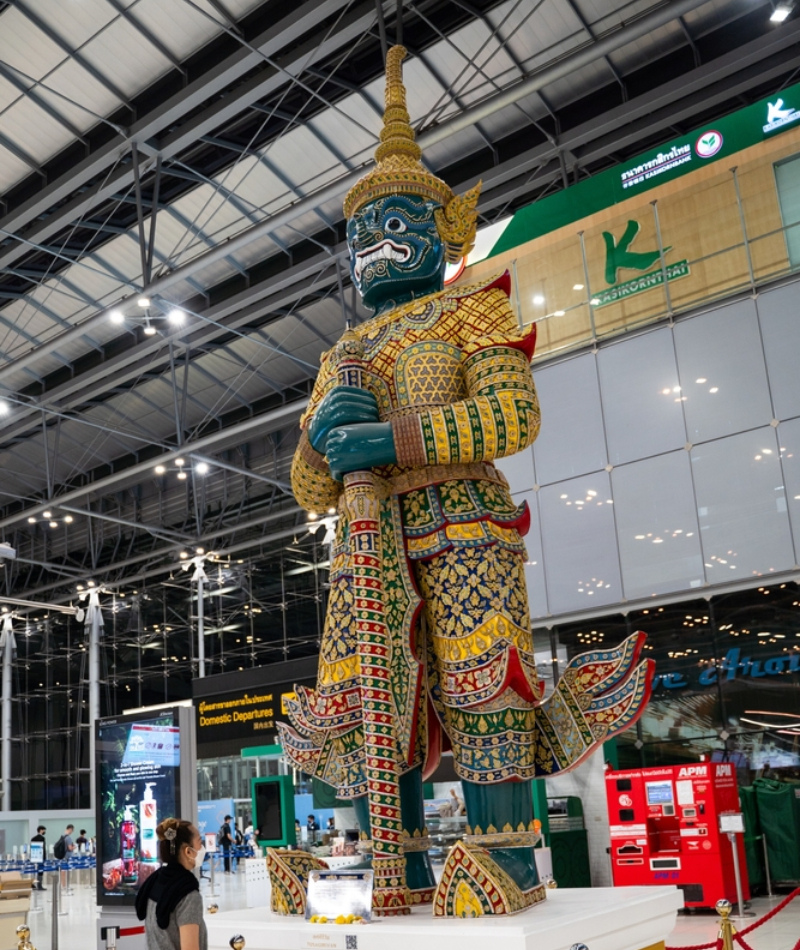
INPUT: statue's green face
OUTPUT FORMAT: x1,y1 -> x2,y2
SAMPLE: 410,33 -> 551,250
347,195 -> 445,312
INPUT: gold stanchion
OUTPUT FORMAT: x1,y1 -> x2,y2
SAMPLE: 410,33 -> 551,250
716,899 -> 737,950
16,924 -> 34,950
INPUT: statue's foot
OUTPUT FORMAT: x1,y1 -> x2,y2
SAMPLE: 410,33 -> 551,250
432,840 -> 546,917
266,849 -> 330,916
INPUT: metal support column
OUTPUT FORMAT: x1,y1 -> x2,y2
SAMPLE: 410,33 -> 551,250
85,589 -> 103,811
1,615 -> 14,811
184,555 -> 209,678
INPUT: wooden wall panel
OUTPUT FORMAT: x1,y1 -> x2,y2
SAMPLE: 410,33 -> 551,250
460,127 -> 800,360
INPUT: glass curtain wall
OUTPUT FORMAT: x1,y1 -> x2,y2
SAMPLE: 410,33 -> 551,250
541,580 -> 800,782
8,542 -> 330,810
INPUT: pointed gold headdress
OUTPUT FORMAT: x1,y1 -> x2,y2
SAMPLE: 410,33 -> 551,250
343,45 -> 480,262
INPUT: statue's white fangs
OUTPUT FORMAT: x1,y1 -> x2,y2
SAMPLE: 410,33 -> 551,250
353,239 -> 412,281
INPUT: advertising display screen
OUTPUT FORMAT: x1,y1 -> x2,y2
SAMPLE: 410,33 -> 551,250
645,780 -> 674,806
96,709 -> 183,905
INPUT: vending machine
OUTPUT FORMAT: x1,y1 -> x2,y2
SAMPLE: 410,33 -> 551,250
605,762 -> 749,907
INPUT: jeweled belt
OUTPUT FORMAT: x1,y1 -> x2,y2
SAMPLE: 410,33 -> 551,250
333,462 -> 509,507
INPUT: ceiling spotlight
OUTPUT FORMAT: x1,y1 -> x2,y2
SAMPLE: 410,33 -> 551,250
0,399 -> 10,416
49,521 -> 58,529
195,462 -> 209,475
532,294 -> 545,306
144,322 -> 157,336
137,296 -> 151,309
168,308 -> 185,324
154,464 -> 166,475
64,515 -> 73,524
27,517 -> 35,525
770,3 -> 792,22
573,283 -> 584,291
179,551 -> 189,560
109,310 -> 125,324
175,458 -> 185,467
177,470 -> 188,480
196,547 -> 205,555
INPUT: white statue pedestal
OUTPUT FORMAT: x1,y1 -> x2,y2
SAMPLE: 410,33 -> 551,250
205,885 -> 681,950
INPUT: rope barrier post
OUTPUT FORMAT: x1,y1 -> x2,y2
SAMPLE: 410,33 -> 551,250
760,833 -> 772,897
727,832 -> 754,918
51,874 -> 60,948
209,854 -> 218,897
100,926 -> 118,950
716,899 -> 737,950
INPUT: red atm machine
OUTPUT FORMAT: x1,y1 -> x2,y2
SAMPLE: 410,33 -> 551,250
605,762 -> 749,907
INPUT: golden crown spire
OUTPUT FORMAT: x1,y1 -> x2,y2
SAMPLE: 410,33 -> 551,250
343,45 -> 480,262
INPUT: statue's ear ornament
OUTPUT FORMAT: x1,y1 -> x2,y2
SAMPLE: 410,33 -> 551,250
434,181 -> 482,263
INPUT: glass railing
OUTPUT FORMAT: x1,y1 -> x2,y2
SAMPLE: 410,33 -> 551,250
460,130 -> 800,362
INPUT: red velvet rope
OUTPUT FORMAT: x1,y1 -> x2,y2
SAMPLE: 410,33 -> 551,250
665,887 -> 800,950
735,887 -> 800,936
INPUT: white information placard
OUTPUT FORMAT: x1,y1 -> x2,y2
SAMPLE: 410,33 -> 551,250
30,842 -> 44,864
719,813 -> 744,834
306,870 -> 373,923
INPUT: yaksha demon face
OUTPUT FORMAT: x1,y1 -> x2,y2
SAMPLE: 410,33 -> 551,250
346,194 -> 445,313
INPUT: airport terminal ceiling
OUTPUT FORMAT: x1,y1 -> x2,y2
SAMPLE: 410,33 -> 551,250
1,0 -> 800,724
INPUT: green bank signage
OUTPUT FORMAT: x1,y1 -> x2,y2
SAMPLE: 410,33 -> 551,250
489,80 -> 800,258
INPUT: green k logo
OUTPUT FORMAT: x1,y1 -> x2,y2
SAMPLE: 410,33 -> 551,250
602,220 -> 670,285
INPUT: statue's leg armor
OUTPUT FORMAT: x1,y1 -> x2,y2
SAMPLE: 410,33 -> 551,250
462,780 -> 539,891
399,767 -> 436,893
352,768 -> 436,895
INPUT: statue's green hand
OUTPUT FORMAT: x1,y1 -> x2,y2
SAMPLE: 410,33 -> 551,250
326,423 -> 397,481
307,387 -> 379,453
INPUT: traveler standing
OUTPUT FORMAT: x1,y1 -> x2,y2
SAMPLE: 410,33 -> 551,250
135,818 -> 207,950
56,823 -> 75,889
219,815 -> 233,874
30,826 -> 46,890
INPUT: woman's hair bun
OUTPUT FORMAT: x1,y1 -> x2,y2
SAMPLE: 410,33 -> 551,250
156,817 -> 179,840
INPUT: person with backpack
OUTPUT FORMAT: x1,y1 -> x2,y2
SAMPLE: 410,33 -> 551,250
55,824 -> 75,888
219,815 -> 233,874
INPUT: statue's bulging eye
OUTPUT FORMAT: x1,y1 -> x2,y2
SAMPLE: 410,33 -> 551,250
385,216 -> 407,233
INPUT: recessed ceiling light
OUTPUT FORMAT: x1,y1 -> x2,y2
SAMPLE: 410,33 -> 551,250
109,310 -> 125,324
137,296 -> 151,308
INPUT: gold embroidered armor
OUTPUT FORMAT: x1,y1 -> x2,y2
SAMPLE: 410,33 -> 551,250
283,272 -> 547,790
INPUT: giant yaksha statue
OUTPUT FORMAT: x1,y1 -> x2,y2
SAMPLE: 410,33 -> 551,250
277,46 -> 653,918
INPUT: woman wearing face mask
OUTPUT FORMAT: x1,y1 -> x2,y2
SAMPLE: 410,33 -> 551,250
135,819 -> 207,950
